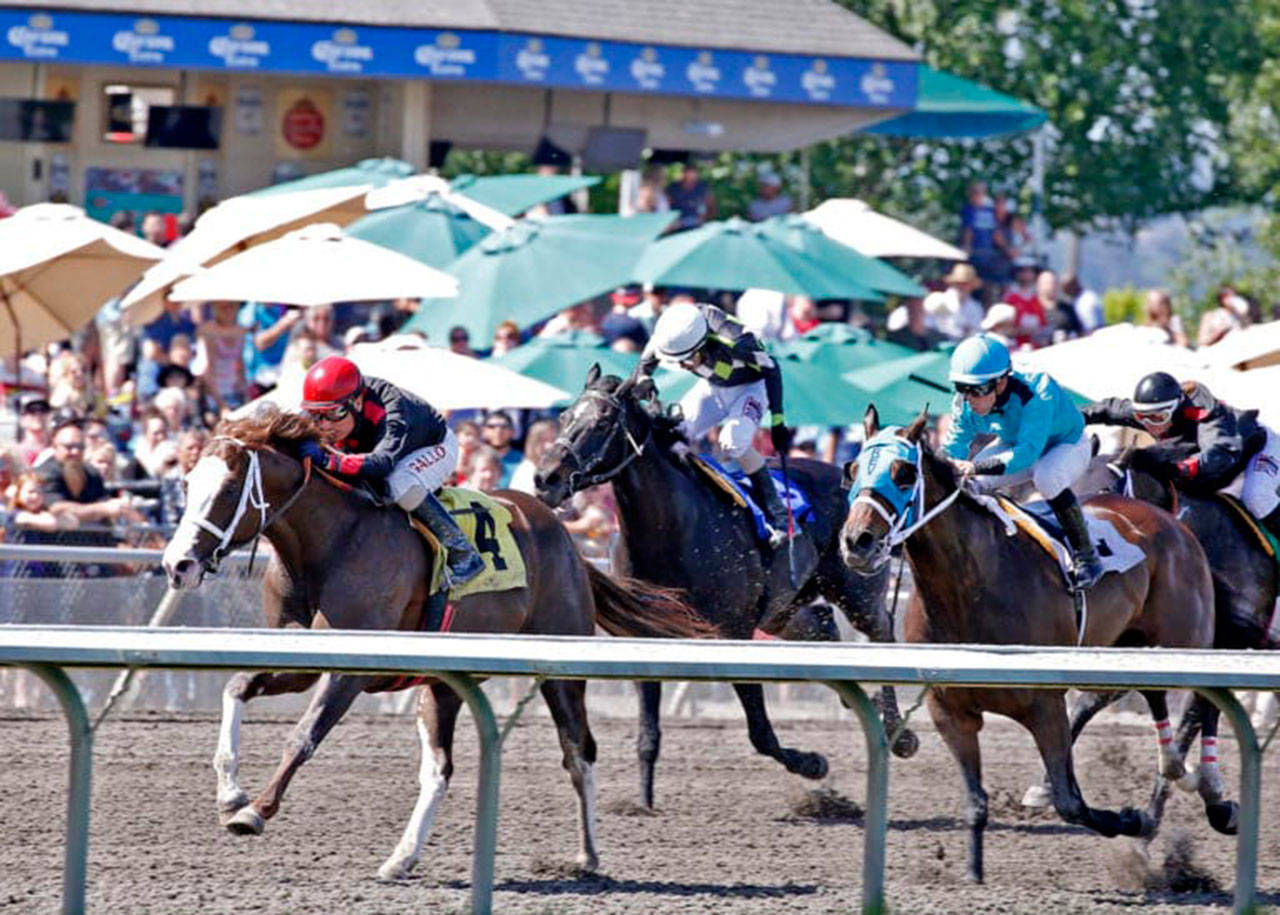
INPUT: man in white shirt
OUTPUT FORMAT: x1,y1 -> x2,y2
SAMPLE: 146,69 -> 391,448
924,262 -> 986,340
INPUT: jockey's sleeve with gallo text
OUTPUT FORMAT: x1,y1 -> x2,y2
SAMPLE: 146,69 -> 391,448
330,376 -> 448,479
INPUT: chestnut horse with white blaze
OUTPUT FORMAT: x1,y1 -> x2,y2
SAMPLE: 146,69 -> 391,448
840,406 -> 1219,885
161,405 -> 713,880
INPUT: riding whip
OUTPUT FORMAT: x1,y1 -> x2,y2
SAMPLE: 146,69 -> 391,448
779,450 -> 797,588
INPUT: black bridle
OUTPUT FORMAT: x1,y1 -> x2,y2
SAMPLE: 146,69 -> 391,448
550,388 -> 648,492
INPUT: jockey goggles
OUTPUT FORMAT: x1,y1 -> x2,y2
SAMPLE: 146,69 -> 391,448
954,378 -> 1000,398
1132,400 -> 1179,426
306,399 -> 356,423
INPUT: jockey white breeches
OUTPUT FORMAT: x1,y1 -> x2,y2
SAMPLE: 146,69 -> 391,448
678,378 -> 769,462
969,433 -> 1092,500
1242,427 -> 1280,520
386,428 -> 459,510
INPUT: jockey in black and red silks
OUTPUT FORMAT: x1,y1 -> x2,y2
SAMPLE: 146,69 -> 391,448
1084,370 -> 1280,535
298,355 -> 484,585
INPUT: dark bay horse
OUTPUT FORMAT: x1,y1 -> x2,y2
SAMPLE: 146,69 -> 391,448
1019,444 -> 1275,820
160,404 -> 714,880
534,367 -> 914,810
840,407 -> 1216,884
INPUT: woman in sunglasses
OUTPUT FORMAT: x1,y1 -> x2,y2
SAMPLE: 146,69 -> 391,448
944,333 -> 1104,589
297,355 -> 485,586
1082,371 -> 1277,529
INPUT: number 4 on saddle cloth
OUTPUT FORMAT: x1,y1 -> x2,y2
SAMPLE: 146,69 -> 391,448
687,453 -> 815,542
406,488 -> 528,631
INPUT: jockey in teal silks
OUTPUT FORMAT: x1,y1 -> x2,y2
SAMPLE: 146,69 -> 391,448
943,333 -> 1104,589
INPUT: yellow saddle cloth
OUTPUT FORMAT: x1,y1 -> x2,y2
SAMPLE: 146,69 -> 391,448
409,488 -> 528,598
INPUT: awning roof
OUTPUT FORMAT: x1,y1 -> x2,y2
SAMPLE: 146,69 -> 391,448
15,0 -> 916,59
864,64 -> 1046,138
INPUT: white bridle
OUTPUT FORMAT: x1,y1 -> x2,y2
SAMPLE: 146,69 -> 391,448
189,440 -> 269,563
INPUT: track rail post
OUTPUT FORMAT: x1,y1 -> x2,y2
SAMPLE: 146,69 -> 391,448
26,664 -> 92,915
824,680 -> 889,915
437,671 -> 501,915
1196,687 -> 1260,915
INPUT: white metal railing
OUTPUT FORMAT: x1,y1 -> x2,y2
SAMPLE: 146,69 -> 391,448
0,626 -> 1275,915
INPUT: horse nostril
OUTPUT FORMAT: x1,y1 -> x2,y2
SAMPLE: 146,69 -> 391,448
855,532 -> 875,554
174,558 -> 196,577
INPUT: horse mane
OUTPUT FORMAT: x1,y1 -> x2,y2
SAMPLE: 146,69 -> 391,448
207,403 -> 320,465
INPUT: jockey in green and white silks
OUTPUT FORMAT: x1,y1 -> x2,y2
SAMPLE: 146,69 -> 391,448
637,301 -> 791,542
943,333 -> 1104,589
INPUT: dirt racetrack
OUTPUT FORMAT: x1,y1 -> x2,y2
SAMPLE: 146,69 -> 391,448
3,699 -> 1280,914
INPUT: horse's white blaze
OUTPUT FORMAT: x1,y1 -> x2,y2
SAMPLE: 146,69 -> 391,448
162,455 -> 231,584
379,718 -> 448,880
568,751 -> 598,867
213,690 -> 246,809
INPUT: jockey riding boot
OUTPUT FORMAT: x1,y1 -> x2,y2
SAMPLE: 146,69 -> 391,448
1049,489 -> 1104,590
747,465 -> 790,547
413,493 -> 485,587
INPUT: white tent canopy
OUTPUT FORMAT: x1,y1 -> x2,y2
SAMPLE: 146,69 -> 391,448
266,335 -> 569,412
121,185 -> 373,325
168,223 -> 458,307
1196,320 -> 1280,371
803,198 -> 966,261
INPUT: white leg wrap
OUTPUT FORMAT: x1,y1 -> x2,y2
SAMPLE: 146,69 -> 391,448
213,692 -> 247,810
1197,737 -> 1225,802
379,719 -> 449,880
1152,718 -> 1185,781
568,751 -> 599,870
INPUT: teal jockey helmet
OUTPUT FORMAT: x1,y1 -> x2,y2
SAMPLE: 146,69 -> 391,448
949,333 -> 1012,387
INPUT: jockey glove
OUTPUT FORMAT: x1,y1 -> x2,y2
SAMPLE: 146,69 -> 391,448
298,439 -> 341,473
771,425 -> 793,455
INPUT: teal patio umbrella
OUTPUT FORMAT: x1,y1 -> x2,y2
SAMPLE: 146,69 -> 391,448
490,331 -> 640,396
775,325 -> 923,376
843,350 -> 955,420
865,65 -> 1047,139
248,157 -> 414,197
761,216 -> 925,298
632,218 -> 883,300
404,212 -> 674,345
450,174 -> 602,217
346,195 -> 492,268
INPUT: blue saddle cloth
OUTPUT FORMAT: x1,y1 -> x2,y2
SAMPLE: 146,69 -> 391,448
697,454 -> 815,543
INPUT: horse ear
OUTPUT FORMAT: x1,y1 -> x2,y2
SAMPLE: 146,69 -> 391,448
904,407 -> 930,443
863,404 -> 880,440
585,363 -> 602,387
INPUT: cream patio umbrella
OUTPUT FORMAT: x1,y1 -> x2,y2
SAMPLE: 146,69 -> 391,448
121,184 -> 373,326
364,174 -> 514,231
803,198 -> 967,261
0,203 -> 164,361
264,334 -> 570,413
167,223 -> 458,307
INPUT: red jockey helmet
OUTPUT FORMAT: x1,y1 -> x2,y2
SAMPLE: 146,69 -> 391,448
301,356 -> 363,411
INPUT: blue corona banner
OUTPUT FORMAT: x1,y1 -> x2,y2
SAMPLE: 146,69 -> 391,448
0,9 -> 917,109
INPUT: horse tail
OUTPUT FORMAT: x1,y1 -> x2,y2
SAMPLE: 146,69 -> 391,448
583,561 -> 719,639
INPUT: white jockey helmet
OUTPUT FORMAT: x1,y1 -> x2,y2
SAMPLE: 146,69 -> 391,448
652,302 -> 708,364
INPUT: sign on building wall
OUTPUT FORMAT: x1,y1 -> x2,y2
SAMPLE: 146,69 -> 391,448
233,86 -> 263,136
341,88 -> 370,138
0,9 -> 918,110
275,87 -> 331,158
83,166 -> 182,222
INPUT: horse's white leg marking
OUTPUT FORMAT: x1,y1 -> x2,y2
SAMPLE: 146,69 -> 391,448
378,718 -> 449,881
568,748 -> 599,871
213,689 -> 248,812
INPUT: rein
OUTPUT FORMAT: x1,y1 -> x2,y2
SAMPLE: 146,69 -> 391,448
193,437 -> 313,574
552,388 -> 647,490
1107,462 -> 1180,516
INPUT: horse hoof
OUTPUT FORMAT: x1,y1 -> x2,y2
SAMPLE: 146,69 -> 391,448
217,790 -> 250,819
377,859 -> 415,882
1207,800 -> 1239,836
793,752 -> 828,781
575,851 -> 599,873
964,869 -> 984,885
225,806 -> 265,836
1121,808 -> 1156,839
890,729 -> 920,759
1020,784 -> 1052,809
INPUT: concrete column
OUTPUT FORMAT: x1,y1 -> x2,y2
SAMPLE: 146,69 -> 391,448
400,80 -> 432,173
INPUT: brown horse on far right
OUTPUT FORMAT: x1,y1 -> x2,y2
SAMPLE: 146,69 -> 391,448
840,407 -> 1220,885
